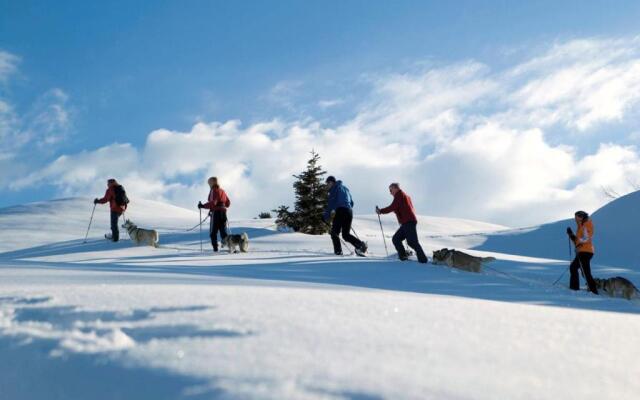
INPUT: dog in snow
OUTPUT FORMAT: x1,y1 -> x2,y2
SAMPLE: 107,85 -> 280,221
222,232 -> 249,253
432,248 -> 495,273
122,219 -> 159,248
594,277 -> 639,300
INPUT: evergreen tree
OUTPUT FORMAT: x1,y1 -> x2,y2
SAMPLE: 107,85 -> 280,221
273,205 -> 297,231
274,150 -> 329,234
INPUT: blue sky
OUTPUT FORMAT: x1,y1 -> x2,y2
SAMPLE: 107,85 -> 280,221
1,1 -> 640,226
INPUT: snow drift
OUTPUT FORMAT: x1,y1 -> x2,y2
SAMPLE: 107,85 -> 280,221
1,197 -> 639,400
476,190 -> 640,268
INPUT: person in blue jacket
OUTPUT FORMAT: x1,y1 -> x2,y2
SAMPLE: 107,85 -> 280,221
323,176 -> 368,256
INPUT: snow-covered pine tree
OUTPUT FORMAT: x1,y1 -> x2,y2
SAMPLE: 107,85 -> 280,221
293,150 -> 329,234
274,150 -> 329,234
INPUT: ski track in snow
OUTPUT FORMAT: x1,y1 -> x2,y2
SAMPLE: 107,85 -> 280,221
0,197 -> 639,400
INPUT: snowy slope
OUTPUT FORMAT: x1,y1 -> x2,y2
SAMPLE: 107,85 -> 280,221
475,190 -> 640,269
1,198 -> 639,400
0,197 -> 198,253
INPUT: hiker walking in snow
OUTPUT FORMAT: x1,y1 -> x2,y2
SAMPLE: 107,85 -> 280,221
376,183 -> 428,263
323,176 -> 368,256
198,177 -> 231,252
566,211 -> 598,294
94,178 -> 129,242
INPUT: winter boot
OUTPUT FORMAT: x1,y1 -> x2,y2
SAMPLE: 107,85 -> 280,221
355,242 -> 368,257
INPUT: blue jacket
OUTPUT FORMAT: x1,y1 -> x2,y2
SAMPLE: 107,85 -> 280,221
324,181 -> 354,220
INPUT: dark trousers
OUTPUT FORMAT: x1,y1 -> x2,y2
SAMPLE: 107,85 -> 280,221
392,221 -> 428,263
210,210 -> 228,251
570,252 -> 598,294
110,211 -> 121,242
331,207 -> 363,254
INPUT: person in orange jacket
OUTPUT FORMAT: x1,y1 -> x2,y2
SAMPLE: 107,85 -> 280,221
94,178 -> 128,242
198,177 -> 231,252
566,210 -> 598,294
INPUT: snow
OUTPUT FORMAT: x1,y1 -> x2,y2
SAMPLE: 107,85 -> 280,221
0,196 -> 639,399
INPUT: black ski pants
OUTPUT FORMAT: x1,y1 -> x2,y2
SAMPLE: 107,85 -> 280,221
210,210 -> 228,251
570,252 -> 598,294
110,211 -> 122,242
392,221 -> 428,263
331,207 -> 363,254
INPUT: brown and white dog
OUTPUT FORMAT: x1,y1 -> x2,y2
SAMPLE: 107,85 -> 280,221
432,248 -> 495,273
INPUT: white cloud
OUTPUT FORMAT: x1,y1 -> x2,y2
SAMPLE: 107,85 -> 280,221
318,99 -> 344,109
0,50 -> 73,188
0,50 -> 20,83
507,36 -> 640,131
9,36 -> 640,226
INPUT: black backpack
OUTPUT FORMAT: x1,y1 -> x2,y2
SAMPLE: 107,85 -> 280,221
114,185 -> 129,207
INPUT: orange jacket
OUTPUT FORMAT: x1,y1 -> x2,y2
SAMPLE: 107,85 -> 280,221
573,218 -> 594,254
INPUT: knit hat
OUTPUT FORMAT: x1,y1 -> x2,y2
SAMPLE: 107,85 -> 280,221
574,210 -> 589,220
325,176 -> 336,184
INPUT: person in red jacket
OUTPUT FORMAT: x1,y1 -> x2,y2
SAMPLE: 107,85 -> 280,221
376,183 -> 428,263
94,178 -> 128,242
198,177 -> 231,252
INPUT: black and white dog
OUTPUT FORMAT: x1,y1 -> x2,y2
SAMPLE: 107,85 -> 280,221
222,232 -> 249,253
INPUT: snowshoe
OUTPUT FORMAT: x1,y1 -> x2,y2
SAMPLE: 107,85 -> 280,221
355,242 -> 368,257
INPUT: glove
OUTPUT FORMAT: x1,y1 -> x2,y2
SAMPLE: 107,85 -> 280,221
375,206 -> 381,214
93,198 -> 99,204
566,227 -> 576,241
197,201 -> 204,209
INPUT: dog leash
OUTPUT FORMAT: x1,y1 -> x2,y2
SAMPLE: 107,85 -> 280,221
181,213 -> 210,232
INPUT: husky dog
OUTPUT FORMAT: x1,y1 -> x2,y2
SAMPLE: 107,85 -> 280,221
595,277 -> 639,300
222,232 -> 249,253
432,248 -> 496,273
122,219 -> 160,248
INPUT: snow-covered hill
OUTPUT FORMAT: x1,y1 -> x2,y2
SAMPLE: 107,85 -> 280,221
1,198 -> 639,400
475,190 -> 640,269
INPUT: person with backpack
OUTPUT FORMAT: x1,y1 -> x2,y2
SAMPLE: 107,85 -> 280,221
94,178 -> 129,242
323,176 -> 367,256
566,211 -> 599,294
376,183 -> 428,263
198,177 -> 231,252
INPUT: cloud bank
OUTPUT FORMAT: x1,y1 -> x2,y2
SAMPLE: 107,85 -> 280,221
7,36 -> 640,226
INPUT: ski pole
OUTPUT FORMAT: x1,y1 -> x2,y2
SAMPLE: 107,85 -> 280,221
553,237 -> 575,286
377,212 -> 389,257
199,208 -> 203,253
83,203 -> 97,243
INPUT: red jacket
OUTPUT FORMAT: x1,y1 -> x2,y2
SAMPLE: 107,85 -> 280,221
97,186 -> 127,213
380,190 -> 418,225
203,186 -> 231,212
